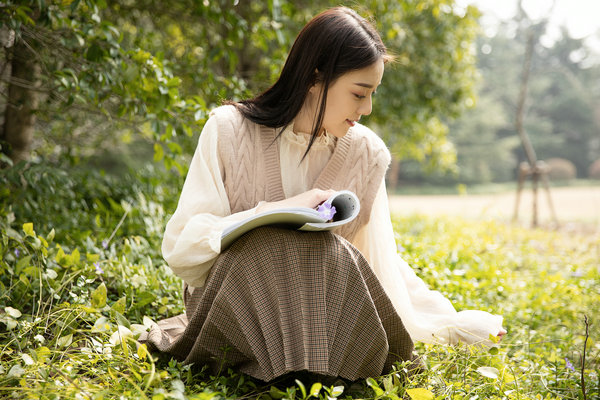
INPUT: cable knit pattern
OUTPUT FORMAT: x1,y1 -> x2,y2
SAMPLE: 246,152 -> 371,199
213,106 -> 281,213
313,127 -> 391,240
213,105 -> 390,242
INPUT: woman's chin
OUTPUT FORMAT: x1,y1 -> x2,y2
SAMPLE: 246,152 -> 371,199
329,126 -> 350,139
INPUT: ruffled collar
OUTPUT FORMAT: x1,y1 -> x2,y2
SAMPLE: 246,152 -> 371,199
280,123 -> 337,149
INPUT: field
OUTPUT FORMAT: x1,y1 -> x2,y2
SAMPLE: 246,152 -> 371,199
1,168 -> 599,399
389,186 -> 600,232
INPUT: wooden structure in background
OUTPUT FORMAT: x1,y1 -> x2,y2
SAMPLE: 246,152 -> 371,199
512,31 -> 559,228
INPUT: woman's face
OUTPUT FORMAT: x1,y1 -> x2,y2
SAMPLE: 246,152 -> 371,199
313,60 -> 384,138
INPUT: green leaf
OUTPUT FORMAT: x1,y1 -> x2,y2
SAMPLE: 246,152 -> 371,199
86,253 -> 100,262
269,386 -> 286,399
309,382 -> 322,398
406,388 -> 434,400
57,334 -> 73,348
71,248 -> 81,265
477,366 -> 499,379
45,269 -> 58,280
134,291 -> 156,309
112,296 -> 126,314
36,346 -> 51,363
22,223 -> 35,237
295,379 -> 307,399
153,143 -> 164,162
137,343 -> 148,360
70,0 -> 82,12
92,316 -> 112,332
15,254 -> 32,275
86,42 -> 105,62
23,266 -> 38,277
366,378 -> 384,397
15,8 -> 35,25
7,364 -> 25,379
110,325 -> 133,346
91,282 -> 107,308
112,310 -> 130,328
21,353 -> 34,366
5,307 -> 22,319
167,142 -> 182,155
2,316 -> 17,330
330,386 -> 344,397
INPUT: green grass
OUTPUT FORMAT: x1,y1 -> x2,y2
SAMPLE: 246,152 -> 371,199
1,164 -> 598,399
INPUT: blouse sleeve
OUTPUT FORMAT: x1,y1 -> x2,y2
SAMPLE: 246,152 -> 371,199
161,115 -> 259,288
351,179 -> 504,346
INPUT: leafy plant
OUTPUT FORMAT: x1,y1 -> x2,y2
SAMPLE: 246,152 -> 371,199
0,162 -> 598,398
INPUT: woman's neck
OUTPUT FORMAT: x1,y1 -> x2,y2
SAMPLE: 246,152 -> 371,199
293,93 -> 323,135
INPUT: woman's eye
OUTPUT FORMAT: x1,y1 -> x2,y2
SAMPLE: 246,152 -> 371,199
353,93 -> 366,99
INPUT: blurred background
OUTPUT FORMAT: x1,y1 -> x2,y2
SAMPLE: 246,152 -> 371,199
390,0 -> 600,229
395,0 -> 600,188
1,0 -> 599,228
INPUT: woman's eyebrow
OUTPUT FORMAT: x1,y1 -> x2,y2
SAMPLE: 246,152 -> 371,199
353,82 -> 381,89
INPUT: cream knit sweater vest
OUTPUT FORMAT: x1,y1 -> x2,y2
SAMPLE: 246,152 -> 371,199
212,105 -> 391,242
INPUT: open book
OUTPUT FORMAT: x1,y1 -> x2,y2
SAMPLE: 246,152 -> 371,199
220,190 -> 360,251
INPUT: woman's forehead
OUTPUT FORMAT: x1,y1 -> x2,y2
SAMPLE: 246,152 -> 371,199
339,61 -> 384,87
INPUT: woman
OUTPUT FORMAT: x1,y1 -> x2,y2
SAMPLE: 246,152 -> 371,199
143,7 -> 505,382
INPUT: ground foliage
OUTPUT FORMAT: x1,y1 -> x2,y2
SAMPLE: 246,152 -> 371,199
0,164 -> 599,399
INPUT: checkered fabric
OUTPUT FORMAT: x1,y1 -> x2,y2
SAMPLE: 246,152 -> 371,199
144,227 -> 415,381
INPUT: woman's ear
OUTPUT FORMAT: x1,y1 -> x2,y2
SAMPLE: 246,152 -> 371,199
309,81 -> 325,97
309,69 -> 323,94
313,68 -> 322,82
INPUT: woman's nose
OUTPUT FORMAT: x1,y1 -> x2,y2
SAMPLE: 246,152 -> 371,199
358,96 -> 372,116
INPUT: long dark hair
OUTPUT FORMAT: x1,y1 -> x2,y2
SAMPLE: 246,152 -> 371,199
233,7 -> 391,156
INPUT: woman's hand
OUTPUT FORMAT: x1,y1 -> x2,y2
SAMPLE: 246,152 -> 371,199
256,188 -> 336,213
497,328 -> 507,341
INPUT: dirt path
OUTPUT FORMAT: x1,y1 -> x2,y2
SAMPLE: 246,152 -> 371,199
388,186 -> 600,232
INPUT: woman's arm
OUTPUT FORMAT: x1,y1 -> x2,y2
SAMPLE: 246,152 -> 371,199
352,179 -> 505,346
161,115 -> 258,287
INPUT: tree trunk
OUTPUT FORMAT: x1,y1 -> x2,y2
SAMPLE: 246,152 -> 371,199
387,157 -> 401,193
2,40 -> 39,164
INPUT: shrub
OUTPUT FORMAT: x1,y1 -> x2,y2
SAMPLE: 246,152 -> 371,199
0,161 -> 181,249
546,157 -> 577,181
589,159 -> 600,179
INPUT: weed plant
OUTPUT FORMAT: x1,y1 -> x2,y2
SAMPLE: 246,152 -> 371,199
0,163 -> 598,399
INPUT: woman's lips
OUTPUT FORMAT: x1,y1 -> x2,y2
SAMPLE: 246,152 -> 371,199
346,119 -> 355,127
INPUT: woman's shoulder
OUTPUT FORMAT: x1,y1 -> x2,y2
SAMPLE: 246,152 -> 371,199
208,104 -> 244,125
349,123 -> 391,160
206,104 -> 257,138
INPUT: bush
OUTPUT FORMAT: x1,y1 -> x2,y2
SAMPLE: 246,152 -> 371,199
546,157 -> 577,181
0,160 -> 181,249
589,159 -> 600,179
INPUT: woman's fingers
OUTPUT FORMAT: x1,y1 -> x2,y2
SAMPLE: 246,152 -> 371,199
257,188 -> 336,212
497,328 -> 507,340
308,188 -> 336,208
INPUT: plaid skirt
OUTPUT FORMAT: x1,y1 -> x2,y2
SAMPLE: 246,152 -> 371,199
143,227 -> 415,381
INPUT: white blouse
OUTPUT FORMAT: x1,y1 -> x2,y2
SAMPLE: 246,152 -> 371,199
162,117 -> 504,346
